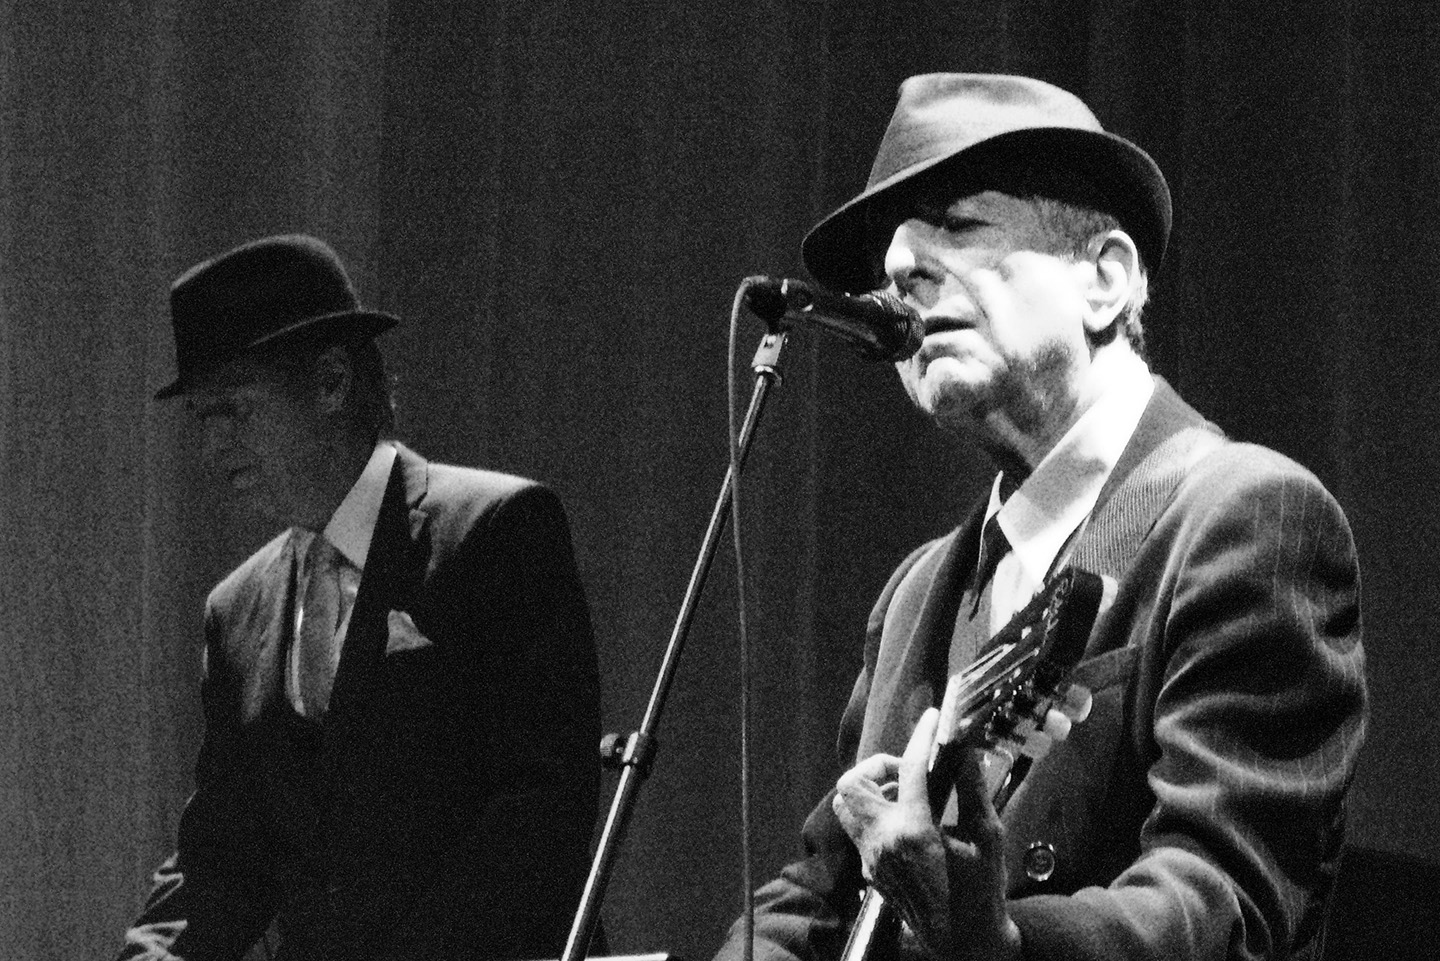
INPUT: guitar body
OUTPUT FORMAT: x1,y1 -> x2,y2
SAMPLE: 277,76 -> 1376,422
838,567 -> 1105,961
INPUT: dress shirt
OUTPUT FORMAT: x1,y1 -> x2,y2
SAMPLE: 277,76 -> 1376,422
287,441 -> 398,716
986,352 -> 1154,634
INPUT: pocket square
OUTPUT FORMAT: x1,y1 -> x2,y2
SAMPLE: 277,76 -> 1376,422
386,609 -> 433,654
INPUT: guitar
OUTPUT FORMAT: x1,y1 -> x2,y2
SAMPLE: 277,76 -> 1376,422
839,566 -> 1107,961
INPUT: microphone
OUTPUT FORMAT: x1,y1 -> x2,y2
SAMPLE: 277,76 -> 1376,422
743,276 -> 924,362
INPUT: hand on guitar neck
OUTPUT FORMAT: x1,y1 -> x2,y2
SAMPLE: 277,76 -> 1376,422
830,568 -> 1105,961
833,706 -> 1023,961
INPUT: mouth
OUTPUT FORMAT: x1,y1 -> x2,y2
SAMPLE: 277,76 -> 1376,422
921,315 -> 974,337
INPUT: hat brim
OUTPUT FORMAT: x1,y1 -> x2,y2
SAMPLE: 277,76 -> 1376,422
153,308 -> 397,399
801,126 -> 1172,294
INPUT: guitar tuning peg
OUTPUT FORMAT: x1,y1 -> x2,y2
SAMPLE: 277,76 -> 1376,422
1023,730 -> 1055,760
1041,708 -> 1072,743
1098,575 -> 1118,616
1060,685 -> 1094,722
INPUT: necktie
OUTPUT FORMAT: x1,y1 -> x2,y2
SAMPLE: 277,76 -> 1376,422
298,534 -> 344,717
969,514 -> 1011,620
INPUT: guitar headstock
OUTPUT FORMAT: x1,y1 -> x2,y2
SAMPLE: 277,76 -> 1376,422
930,567 -> 1108,807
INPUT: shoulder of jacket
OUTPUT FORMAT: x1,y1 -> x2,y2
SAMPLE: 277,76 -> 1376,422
425,460 -> 540,501
1183,439 -> 1332,497
207,529 -> 292,610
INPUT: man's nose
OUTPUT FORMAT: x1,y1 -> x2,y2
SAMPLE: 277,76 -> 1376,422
883,219 -> 934,302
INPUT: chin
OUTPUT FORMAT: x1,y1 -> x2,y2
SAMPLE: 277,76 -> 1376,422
916,371 -> 992,418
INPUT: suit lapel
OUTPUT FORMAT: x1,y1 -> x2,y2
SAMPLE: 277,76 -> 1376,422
856,504 -> 984,760
319,445 -> 431,764
1069,378 -> 1225,580
1093,378 -> 1215,516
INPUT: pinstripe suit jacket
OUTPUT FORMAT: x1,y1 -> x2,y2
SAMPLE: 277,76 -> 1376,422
120,444 -> 601,961
718,380 -> 1367,961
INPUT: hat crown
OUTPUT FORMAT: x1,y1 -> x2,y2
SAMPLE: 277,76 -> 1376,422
869,74 -> 1103,190
801,72 -> 1172,294
158,234 -> 396,398
171,233 -> 360,326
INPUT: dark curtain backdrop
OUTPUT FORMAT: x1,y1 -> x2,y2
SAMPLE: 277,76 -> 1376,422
2,1 -> 1436,958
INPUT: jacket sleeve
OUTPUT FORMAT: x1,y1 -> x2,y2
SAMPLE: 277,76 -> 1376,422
1009,451 -> 1368,961
714,540 -> 940,961
713,786 -> 866,961
117,607 -> 280,961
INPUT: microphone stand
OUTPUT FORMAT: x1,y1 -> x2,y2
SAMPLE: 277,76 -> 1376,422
561,318 -> 789,961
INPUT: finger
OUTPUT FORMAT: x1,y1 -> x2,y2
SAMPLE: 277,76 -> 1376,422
949,745 -> 1005,843
897,707 -> 940,821
832,768 -> 897,839
834,773 -> 891,811
903,707 -> 940,768
833,779 -> 897,846
838,752 -> 902,791
832,790 -> 859,836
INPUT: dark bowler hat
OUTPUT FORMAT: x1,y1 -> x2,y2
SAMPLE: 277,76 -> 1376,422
155,233 -> 398,399
802,73 -> 1172,294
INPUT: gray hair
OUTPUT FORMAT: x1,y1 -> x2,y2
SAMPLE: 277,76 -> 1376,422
1027,195 -> 1150,356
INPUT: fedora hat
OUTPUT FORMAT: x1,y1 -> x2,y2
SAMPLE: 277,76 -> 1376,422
155,233 -> 398,399
802,73 -> 1172,294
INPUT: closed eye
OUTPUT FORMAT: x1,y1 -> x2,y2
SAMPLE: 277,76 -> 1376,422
942,215 -> 987,234
913,199 -> 987,235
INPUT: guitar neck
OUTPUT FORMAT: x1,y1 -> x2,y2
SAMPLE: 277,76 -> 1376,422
839,888 -> 896,961
834,568 -> 1105,961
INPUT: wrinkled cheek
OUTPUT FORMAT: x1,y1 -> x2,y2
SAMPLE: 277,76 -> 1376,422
970,268 -> 1015,318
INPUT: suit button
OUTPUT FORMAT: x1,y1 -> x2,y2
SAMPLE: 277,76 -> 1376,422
1024,841 -> 1057,882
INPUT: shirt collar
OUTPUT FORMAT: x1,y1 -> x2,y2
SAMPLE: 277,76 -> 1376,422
989,351 -> 1154,585
320,441 -> 398,571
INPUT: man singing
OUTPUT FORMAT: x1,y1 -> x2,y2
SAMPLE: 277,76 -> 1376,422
716,74 -> 1366,961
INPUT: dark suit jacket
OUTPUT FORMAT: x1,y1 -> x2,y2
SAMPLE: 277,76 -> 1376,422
716,381 -> 1367,961
121,444 -> 601,961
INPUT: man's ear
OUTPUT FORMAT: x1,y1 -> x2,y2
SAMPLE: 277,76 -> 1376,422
312,345 -> 353,415
1081,229 -> 1140,336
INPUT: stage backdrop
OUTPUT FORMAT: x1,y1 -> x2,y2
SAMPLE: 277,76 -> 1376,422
2,1 -> 1435,958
